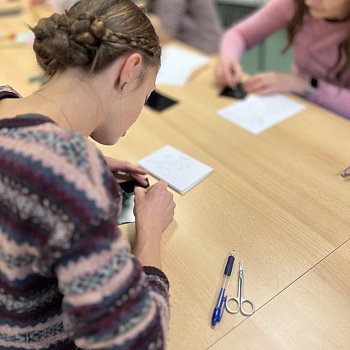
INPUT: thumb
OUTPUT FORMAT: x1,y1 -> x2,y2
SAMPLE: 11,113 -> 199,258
134,186 -> 146,201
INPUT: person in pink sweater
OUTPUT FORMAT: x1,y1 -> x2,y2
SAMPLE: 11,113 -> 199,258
215,0 -> 350,119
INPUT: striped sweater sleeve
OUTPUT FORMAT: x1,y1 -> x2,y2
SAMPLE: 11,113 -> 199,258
48,133 -> 170,350
0,117 -> 170,349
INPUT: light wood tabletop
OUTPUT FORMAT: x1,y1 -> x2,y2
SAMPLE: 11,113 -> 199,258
98,59 -> 350,350
2,2 -> 350,349
1,0 -> 49,96
210,240 -> 350,349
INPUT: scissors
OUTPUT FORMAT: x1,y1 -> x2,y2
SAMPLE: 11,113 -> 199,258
225,261 -> 255,316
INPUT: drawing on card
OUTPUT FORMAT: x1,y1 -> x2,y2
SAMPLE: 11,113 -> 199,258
142,153 -> 196,172
138,145 -> 213,194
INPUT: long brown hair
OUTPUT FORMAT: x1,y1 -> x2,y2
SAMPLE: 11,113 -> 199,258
31,0 -> 161,77
285,0 -> 350,83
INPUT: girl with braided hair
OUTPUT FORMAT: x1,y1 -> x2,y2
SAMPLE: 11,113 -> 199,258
0,0 -> 175,349
215,0 -> 350,119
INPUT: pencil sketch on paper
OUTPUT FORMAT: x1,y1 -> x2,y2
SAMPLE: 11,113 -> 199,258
138,145 -> 213,194
142,153 -> 195,172
218,94 -> 305,134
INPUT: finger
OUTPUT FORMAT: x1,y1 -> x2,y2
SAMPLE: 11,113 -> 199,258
254,86 -> 279,95
215,64 -> 228,86
223,64 -> 238,86
104,156 -> 123,171
125,163 -> 148,175
146,181 -> 170,199
147,180 -> 167,193
230,62 -> 244,85
129,173 -> 149,187
232,64 -> 243,83
247,85 -> 272,94
156,180 -> 168,189
243,77 -> 269,93
134,186 -> 146,200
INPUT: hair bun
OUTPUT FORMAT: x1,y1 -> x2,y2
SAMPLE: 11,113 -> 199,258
71,13 -> 106,45
32,11 -> 108,75
31,0 -> 161,76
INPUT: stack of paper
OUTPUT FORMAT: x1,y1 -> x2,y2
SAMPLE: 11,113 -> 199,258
138,145 -> 213,194
156,45 -> 209,86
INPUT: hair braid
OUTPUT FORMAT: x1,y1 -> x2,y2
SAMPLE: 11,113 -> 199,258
106,31 -> 159,57
31,0 -> 160,76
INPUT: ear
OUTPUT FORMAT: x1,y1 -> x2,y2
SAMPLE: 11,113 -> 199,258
117,53 -> 143,91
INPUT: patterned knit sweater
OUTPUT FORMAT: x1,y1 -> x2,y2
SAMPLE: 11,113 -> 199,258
220,0 -> 350,118
0,86 -> 170,350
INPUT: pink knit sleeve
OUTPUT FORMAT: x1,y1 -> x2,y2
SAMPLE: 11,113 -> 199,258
309,81 -> 350,119
220,0 -> 295,60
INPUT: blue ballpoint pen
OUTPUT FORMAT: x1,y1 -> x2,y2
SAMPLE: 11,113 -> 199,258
211,251 -> 235,326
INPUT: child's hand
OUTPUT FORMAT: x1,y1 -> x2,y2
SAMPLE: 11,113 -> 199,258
215,57 -> 243,87
243,72 -> 309,95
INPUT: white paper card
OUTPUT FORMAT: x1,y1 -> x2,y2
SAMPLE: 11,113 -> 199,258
117,193 -> 135,225
156,45 -> 209,86
218,94 -> 305,134
138,145 -> 213,194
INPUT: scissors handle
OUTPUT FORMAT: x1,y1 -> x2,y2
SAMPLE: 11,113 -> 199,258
240,298 -> 255,316
225,296 -> 255,316
225,296 -> 240,314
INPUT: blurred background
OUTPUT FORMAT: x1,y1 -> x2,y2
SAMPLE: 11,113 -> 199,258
216,0 -> 293,74
1,0 -> 293,86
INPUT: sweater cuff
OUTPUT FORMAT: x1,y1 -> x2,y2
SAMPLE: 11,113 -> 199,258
0,85 -> 21,99
143,266 -> 169,287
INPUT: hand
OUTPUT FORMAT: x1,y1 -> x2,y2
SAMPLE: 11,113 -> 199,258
243,72 -> 309,95
133,181 -> 176,268
134,181 -> 175,236
104,156 -> 148,187
215,57 -> 243,87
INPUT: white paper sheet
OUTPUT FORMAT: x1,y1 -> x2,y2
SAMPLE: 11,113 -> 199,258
138,145 -> 213,194
117,192 -> 135,225
156,45 -> 209,86
217,94 -> 305,134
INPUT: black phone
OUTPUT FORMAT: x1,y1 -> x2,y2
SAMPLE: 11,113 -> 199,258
118,178 -> 149,194
146,90 -> 178,112
219,82 -> 247,100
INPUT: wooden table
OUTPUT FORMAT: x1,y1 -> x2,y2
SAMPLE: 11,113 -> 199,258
1,0 -> 49,96
2,2 -> 350,349
98,61 -> 350,350
210,240 -> 350,349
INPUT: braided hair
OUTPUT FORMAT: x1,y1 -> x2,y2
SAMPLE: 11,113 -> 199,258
31,0 -> 161,76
